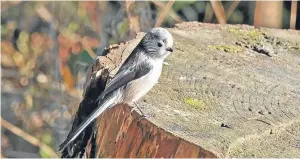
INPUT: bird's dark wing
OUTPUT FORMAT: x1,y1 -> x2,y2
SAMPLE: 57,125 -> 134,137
59,57 -> 152,152
98,57 -> 152,100
60,69 -> 110,158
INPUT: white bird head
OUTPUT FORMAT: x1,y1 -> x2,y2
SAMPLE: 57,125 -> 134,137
141,27 -> 174,59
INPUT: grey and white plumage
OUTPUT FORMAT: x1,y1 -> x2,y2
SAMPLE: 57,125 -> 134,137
58,27 -> 174,152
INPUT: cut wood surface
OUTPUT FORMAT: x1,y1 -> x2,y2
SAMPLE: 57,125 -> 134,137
85,22 -> 300,158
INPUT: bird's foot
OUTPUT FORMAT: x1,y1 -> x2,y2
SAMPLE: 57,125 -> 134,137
131,103 -> 145,116
130,106 -> 145,116
130,103 -> 154,126
137,113 -> 154,126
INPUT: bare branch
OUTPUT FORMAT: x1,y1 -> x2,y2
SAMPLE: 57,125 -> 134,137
226,0 -> 240,21
203,2 -> 214,23
1,117 -> 58,158
155,0 -> 175,27
125,1 -> 140,33
254,1 -> 283,28
290,1 -> 297,29
152,1 -> 183,23
210,1 -> 227,24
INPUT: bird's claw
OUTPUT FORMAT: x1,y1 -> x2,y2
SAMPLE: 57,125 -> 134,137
137,115 -> 146,126
131,103 -> 154,126
137,113 -> 154,126
131,103 -> 146,116
130,107 -> 136,115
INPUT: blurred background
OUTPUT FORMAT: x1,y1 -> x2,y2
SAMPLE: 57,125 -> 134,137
1,1 -> 299,158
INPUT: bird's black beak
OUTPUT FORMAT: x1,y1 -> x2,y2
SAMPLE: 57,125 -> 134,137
166,47 -> 173,52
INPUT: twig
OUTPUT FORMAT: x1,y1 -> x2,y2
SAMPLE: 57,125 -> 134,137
155,0 -> 175,27
36,5 -> 57,28
85,47 -> 97,59
1,117 -> 58,158
1,1 -> 22,13
254,1 -> 283,28
210,1 -> 227,24
2,150 -> 41,158
290,1 -> 297,29
203,2 -> 214,23
152,1 -> 183,23
125,1 -> 140,33
226,0 -> 240,20
152,0 -> 164,8
96,1 -> 109,55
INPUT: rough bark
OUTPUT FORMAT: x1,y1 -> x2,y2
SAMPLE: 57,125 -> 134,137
85,22 -> 300,158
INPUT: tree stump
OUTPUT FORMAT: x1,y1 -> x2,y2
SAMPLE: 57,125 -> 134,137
83,22 -> 300,158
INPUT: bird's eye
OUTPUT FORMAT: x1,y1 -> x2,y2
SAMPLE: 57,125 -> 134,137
157,42 -> 162,47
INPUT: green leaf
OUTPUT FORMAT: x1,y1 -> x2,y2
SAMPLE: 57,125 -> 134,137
1,24 -> 8,37
41,132 -> 52,145
68,22 -> 79,32
39,149 -> 51,158
67,49 -> 94,77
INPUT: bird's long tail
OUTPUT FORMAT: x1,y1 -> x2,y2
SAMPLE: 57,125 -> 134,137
58,92 -> 120,152
60,101 -> 96,158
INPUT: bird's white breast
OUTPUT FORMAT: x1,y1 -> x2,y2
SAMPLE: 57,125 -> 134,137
122,59 -> 163,105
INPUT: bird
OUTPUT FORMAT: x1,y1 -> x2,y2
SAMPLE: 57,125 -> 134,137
58,27 -> 174,154
60,67 -> 110,158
